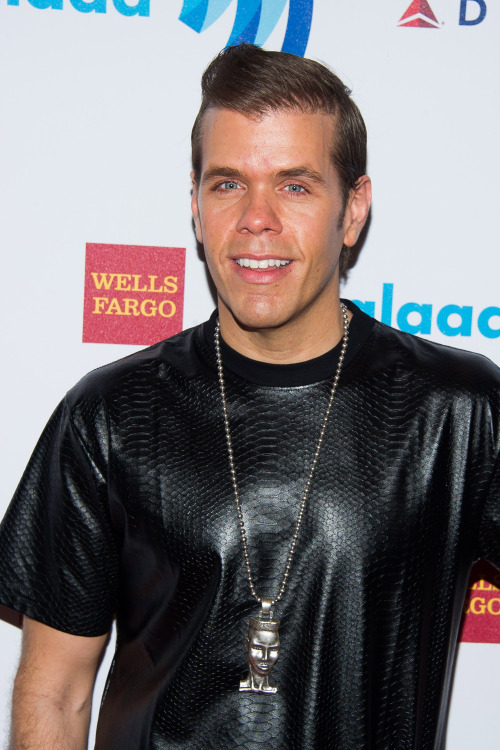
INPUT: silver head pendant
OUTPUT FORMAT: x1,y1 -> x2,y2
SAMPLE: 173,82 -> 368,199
240,608 -> 280,694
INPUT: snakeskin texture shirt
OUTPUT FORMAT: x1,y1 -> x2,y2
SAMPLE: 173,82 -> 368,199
0,303 -> 499,749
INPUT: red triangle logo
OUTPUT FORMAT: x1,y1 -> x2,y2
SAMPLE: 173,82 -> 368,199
399,0 -> 439,24
400,16 -> 439,27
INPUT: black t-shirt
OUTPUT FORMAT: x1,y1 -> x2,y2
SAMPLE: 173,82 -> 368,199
0,302 -> 499,749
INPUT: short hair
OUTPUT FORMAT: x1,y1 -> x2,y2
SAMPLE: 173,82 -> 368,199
191,43 -> 367,209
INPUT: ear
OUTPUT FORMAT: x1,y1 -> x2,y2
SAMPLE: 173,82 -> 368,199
190,171 -> 203,244
342,176 -> 372,248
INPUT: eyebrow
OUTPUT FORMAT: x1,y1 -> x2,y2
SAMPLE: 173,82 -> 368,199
275,167 -> 326,185
201,166 -> 326,185
201,167 -> 246,184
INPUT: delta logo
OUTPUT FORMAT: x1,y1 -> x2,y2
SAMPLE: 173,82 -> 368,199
398,0 -> 440,27
83,243 -> 185,346
461,560 -> 500,643
398,0 -> 487,27
179,0 -> 313,57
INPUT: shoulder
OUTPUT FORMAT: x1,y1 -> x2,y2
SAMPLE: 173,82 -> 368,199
369,316 -> 500,394
65,321 -> 212,410
347,302 -> 500,397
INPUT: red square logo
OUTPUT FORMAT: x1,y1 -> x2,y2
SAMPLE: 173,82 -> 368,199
83,243 -> 185,346
460,560 -> 500,643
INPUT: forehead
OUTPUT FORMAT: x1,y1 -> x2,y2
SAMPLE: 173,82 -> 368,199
199,108 -> 336,176
249,628 -> 280,647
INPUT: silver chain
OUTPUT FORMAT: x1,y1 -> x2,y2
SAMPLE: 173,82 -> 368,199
215,303 -> 349,607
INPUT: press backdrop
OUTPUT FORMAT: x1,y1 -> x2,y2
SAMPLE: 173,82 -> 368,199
1,0 -> 499,746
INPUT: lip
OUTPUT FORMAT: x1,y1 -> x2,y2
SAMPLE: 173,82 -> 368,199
231,257 -> 293,284
232,254 -> 292,261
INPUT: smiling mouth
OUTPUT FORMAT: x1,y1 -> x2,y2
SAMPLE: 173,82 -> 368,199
235,258 -> 291,269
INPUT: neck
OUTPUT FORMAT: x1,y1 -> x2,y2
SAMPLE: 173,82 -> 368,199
217,302 -> 350,365
250,670 -> 269,689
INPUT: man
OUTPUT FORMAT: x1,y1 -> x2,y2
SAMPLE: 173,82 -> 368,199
0,43 -> 499,749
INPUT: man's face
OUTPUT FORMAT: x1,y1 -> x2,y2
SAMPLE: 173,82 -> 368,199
248,628 -> 280,676
191,107 -> 369,340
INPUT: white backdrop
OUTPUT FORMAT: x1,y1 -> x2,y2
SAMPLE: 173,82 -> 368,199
1,0 -> 499,746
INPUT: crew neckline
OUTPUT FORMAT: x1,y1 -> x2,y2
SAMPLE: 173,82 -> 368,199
200,300 -> 375,387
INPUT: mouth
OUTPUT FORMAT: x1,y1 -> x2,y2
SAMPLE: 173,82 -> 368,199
234,258 -> 292,270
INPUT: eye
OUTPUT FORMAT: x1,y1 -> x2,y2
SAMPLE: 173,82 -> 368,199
284,183 -> 306,194
220,181 -> 241,190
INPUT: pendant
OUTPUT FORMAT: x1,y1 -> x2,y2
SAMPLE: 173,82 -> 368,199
239,599 -> 281,694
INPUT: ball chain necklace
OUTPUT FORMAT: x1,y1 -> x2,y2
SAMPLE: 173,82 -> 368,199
214,303 -> 349,694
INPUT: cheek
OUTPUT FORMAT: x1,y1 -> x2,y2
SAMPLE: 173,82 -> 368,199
249,648 -> 262,662
293,213 -> 341,256
198,213 -> 227,254
268,649 -> 279,663
202,248 -> 225,285
194,217 -> 203,244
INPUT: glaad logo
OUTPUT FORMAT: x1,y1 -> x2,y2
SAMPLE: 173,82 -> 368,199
179,0 -> 313,57
353,284 -> 500,340
4,0 -> 149,15
398,0 -> 487,27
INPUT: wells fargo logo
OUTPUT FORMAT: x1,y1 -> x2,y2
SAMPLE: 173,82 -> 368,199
460,560 -> 500,643
83,243 -> 185,346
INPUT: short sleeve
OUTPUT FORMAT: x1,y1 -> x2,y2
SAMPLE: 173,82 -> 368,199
478,451 -> 500,571
0,394 -> 118,636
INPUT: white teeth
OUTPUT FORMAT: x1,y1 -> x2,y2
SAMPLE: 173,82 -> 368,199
235,258 -> 291,269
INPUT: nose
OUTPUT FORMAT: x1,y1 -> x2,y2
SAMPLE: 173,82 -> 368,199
236,188 -> 282,236
261,647 -> 275,662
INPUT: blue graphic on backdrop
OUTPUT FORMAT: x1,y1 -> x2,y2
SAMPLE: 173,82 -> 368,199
5,0 -> 149,13
353,283 -> 500,339
179,0 -> 313,57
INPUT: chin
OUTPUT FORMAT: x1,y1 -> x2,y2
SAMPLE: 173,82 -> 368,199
231,304 -> 291,333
